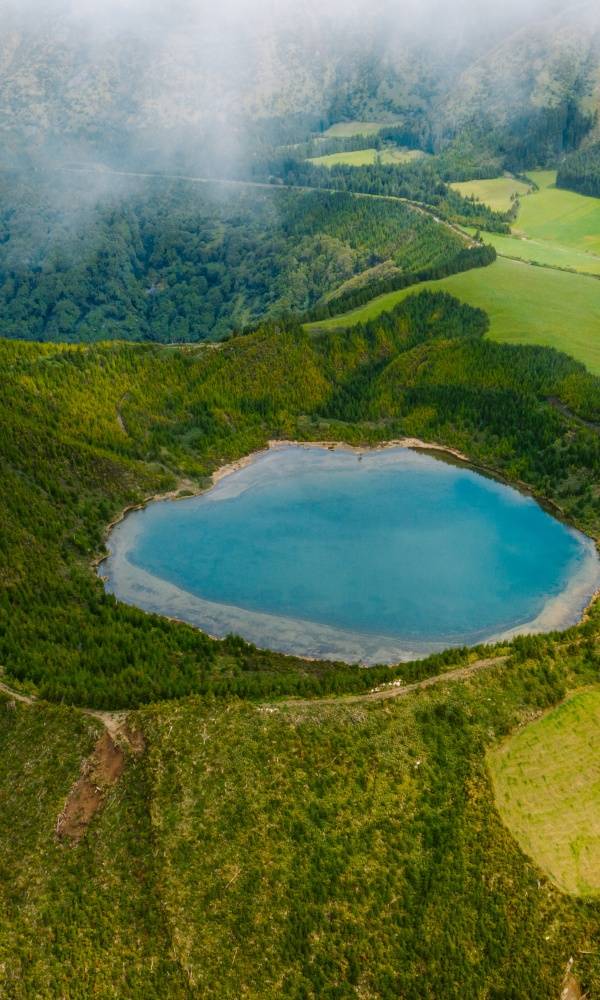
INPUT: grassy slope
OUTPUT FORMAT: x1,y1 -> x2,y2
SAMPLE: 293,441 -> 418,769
321,122 -> 385,137
307,257 -> 600,375
516,171 -> 600,256
489,688 -> 600,897
451,176 -> 532,213
308,148 -> 378,167
4,643 -> 600,997
466,228 -> 600,276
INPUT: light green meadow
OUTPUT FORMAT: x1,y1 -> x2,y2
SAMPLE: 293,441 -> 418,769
451,176 -> 533,213
306,256 -> 600,375
488,689 -> 600,897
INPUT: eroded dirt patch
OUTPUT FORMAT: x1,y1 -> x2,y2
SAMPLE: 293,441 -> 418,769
561,959 -> 583,1000
56,729 -> 132,844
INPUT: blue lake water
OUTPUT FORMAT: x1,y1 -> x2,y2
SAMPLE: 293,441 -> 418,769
101,445 -> 600,664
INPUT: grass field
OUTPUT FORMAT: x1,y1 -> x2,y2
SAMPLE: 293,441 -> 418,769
308,147 -> 425,168
451,176 -> 533,213
380,147 -> 426,165
465,228 -> 600,275
321,121 -> 385,138
307,256 -> 600,375
515,170 -> 600,256
488,689 -> 600,897
307,148 -> 378,167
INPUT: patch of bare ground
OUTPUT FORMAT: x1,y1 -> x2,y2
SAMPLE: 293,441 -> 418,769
56,721 -> 145,845
276,654 -> 510,709
561,960 -> 584,999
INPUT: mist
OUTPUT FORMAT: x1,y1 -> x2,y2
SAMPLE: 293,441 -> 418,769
0,0 -> 597,174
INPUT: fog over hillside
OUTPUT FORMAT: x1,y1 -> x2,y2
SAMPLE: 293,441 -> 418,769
0,0 -> 599,168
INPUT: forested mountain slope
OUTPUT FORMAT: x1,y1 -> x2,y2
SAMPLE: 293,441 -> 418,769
1,0 -> 598,170
1,291 -> 600,997
1,290 -> 598,707
0,172 -> 465,342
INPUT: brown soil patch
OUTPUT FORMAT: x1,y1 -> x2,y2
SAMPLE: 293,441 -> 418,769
56,731 -> 126,844
561,960 -> 583,1000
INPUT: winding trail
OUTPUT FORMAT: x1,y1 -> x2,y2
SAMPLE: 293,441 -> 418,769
276,654 -> 510,709
0,679 -> 127,739
58,164 -> 476,248
0,653 -> 511,721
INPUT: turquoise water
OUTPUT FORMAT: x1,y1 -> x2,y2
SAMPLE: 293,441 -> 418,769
102,446 -> 600,663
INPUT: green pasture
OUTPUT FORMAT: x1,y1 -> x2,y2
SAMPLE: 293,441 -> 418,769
307,256 -> 600,375
515,170 -> 600,256
451,175 -> 533,213
321,121 -> 385,138
380,148 -> 426,165
307,148 -> 378,167
466,228 -> 600,275
488,688 -> 600,897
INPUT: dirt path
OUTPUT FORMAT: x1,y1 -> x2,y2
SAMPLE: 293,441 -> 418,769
0,679 -> 140,842
548,397 -> 600,435
275,654 -> 510,710
58,164 -> 475,248
0,680 -> 35,705
2,655 -> 510,721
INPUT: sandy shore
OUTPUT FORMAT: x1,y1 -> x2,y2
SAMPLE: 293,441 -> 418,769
211,437 -> 471,486
95,436 -> 473,573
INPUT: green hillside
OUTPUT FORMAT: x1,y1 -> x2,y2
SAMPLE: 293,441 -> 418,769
1,292 -> 599,709
308,257 -> 600,375
490,688 -> 600,897
3,636 -> 600,997
516,171 -> 600,256
0,174 -> 462,343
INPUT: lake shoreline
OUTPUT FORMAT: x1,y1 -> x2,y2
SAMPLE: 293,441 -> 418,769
95,439 -> 600,662
96,435 -> 577,571
94,436 -> 473,572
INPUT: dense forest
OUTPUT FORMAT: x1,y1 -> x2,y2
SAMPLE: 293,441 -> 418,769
267,157 -> 512,231
3,608 -> 600,998
557,141 -> 600,197
1,290 -> 598,708
0,172 -> 466,343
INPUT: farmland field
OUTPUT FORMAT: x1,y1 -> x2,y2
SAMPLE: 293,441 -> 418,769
321,121 -> 386,137
515,170 -> 600,255
451,176 -> 533,212
307,256 -> 600,375
488,689 -> 600,897
465,228 -> 600,275
380,148 -> 427,164
307,148 -> 378,167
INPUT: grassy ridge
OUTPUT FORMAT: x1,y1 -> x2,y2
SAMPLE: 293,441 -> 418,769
489,687 -> 600,897
4,641 -> 600,996
451,176 -> 532,212
308,257 -> 600,375
1,291 -> 599,708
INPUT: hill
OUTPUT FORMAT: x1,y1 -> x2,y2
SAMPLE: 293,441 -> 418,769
1,291 -> 599,707
308,256 -> 600,375
1,293 -> 600,993
0,172 -> 464,342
